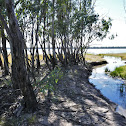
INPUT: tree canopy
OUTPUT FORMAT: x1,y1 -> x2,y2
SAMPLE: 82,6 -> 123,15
0,0 -> 112,111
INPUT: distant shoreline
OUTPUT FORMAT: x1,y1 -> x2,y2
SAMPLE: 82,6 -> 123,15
5,46 -> 126,50
88,46 -> 126,49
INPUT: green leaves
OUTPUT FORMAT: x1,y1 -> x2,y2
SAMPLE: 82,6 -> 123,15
102,18 -> 112,32
35,67 -> 63,94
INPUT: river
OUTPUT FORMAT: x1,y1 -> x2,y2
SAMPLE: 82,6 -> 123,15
89,56 -> 126,117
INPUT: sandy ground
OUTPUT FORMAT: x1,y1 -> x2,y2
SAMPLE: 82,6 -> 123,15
0,64 -> 126,126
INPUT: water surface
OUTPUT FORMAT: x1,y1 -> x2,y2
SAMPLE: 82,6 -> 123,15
89,56 -> 126,117
87,49 -> 126,54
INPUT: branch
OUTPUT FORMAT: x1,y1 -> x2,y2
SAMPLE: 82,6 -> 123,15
0,9 -> 12,38
14,0 -> 21,8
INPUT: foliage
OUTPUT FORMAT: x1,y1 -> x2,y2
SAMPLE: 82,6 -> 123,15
9,0 -> 112,67
0,115 -> 37,126
4,79 -> 12,86
0,0 -> 113,111
35,67 -> 63,94
27,115 -> 37,124
110,65 -> 126,79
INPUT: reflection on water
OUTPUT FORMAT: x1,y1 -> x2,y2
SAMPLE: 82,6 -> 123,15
89,56 -> 126,117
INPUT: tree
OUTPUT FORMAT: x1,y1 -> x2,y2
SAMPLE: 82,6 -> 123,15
0,0 -> 9,75
0,0 -> 112,111
1,27 -> 9,75
0,0 -> 37,111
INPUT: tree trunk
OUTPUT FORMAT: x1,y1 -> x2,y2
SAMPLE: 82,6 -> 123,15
36,44 -> 40,69
64,35 -> 67,66
1,28 -> 9,75
0,0 -> 38,111
31,18 -> 35,75
35,16 -> 40,70
52,0 -> 56,69
0,55 -> 3,70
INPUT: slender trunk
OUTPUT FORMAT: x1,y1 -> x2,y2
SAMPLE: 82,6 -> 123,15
31,18 -> 35,74
1,28 -> 9,75
35,16 -> 40,69
24,26 -> 30,72
24,44 -> 30,72
1,0 -> 37,111
80,0 -> 85,63
52,0 -> 56,69
36,45 -> 40,69
43,13 -> 46,61
47,14 -> 51,56
39,42 -> 52,70
0,55 -> 3,70
64,35 -> 67,66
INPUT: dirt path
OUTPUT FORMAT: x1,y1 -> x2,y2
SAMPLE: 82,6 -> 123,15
35,65 -> 126,126
1,65 -> 126,126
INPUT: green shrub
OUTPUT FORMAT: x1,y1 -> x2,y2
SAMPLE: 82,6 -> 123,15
35,67 -> 63,94
110,65 -> 126,79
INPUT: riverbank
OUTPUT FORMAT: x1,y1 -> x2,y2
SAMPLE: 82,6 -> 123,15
86,54 -> 107,62
98,53 -> 126,60
1,63 -> 126,125
99,53 -> 126,80
86,54 -> 107,66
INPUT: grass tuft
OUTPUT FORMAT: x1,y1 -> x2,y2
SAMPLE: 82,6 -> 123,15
110,65 -> 126,79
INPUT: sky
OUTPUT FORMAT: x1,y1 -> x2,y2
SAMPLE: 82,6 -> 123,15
92,0 -> 126,47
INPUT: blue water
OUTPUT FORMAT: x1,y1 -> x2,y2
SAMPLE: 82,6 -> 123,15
89,56 -> 126,117
87,49 -> 126,54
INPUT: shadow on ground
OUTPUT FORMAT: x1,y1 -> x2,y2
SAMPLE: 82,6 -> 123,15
35,65 -> 126,126
1,65 -> 126,126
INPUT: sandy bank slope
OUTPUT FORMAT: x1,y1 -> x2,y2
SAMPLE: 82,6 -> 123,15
41,65 -> 126,126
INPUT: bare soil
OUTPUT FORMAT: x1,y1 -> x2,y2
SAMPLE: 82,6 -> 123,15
0,64 -> 126,126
